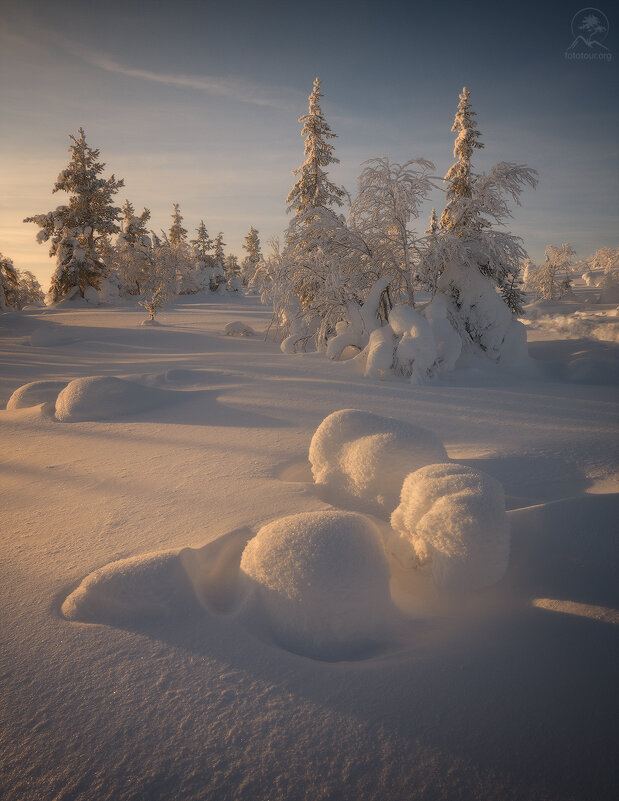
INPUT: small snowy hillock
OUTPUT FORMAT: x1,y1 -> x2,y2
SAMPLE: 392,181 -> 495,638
309,409 -> 447,517
55,375 -> 177,422
6,379 -> 68,411
239,511 -> 396,660
388,463 -> 510,591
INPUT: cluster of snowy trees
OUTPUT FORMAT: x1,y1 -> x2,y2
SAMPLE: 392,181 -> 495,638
252,80 -> 538,378
0,253 -> 44,311
22,128 -> 261,317
523,244 -> 618,302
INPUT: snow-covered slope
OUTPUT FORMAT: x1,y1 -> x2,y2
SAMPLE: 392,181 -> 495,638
0,294 -> 617,801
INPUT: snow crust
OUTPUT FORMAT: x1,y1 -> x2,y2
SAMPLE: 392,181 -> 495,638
55,375 -> 172,422
240,511 -> 395,659
389,463 -> 510,591
309,409 -> 447,517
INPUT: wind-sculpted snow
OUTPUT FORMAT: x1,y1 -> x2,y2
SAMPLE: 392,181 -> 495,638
55,375 -> 177,422
239,511 -> 397,660
389,463 -> 510,591
6,379 -> 68,410
62,514 -> 396,661
309,409 -> 447,518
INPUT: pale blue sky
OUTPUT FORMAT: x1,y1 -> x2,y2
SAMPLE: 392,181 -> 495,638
1,0 -> 617,288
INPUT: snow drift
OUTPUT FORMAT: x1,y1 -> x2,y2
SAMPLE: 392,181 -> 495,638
239,511 -> 396,659
6,379 -> 68,410
55,375 -> 175,422
309,409 -> 447,517
388,463 -> 510,591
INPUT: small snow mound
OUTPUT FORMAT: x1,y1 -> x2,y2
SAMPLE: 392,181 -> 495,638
61,552 -> 197,624
140,318 -> 161,326
224,321 -> 256,337
30,326 -> 78,347
55,375 -> 170,422
309,409 -> 447,518
6,380 -> 68,410
389,463 -> 510,592
240,511 -> 395,659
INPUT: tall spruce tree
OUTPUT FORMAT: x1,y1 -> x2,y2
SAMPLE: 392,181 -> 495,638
24,128 -> 124,302
169,203 -> 188,249
286,77 -> 346,216
241,226 -> 262,285
191,221 -> 213,263
439,87 -> 484,234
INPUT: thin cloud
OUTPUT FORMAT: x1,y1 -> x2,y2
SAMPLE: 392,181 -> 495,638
81,50 -> 294,109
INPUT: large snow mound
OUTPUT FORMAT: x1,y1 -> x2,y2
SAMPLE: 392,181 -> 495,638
240,511 -> 396,659
55,375 -> 173,422
309,409 -> 447,517
6,380 -> 68,410
389,463 -> 510,592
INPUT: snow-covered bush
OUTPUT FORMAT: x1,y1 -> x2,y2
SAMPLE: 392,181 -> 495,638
529,243 -> 576,300
0,253 -> 44,310
309,409 -> 447,518
240,510 -> 395,658
388,463 -> 510,592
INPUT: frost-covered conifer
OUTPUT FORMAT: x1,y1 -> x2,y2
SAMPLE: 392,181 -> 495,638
191,221 -> 213,263
211,232 -> 226,287
169,203 -> 188,249
24,128 -> 124,302
119,200 -> 151,246
439,88 -> 484,234
286,78 -> 346,216
500,267 -> 526,315
241,226 -> 262,285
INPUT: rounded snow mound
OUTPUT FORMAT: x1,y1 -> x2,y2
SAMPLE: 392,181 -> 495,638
55,375 -> 171,422
309,409 -> 447,518
62,551 -> 197,624
224,320 -> 256,336
6,380 -> 68,410
389,463 -> 510,592
240,511 -> 396,659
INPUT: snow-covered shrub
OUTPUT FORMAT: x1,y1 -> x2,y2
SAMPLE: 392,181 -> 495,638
309,409 -> 447,518
388,463 -> 510,592
6,380 -> 68,411
224,321 -> 256,337
529,243 -> 576,300
239,510 -> 395,658
0,253 -> 44,310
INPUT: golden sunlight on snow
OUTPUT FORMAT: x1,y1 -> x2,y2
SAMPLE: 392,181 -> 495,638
533,598 -> 619,625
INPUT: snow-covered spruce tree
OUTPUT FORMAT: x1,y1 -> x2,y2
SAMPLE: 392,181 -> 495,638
286,77 -> 347,217
167,204 -> 200,294
191,221 -> 218,291
529,243 -> 576,300
169,203 -> 188,249
432,88 -> 537,360
241,226 -> 262,286
24,128 -> 124,302
224,254 -> 241,289
112,200 -> 152,295
211,232 -> 226,288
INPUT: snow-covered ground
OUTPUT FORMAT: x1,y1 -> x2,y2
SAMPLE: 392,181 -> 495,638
1,293 -> 617,801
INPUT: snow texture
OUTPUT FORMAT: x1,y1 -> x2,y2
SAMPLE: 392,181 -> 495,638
424,295 -> 462,373
309,409 -> 447,517
389,463 -> 510,591
6,379 -> 68,410
54,375 -> 172,422
240,511 -> 395,659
